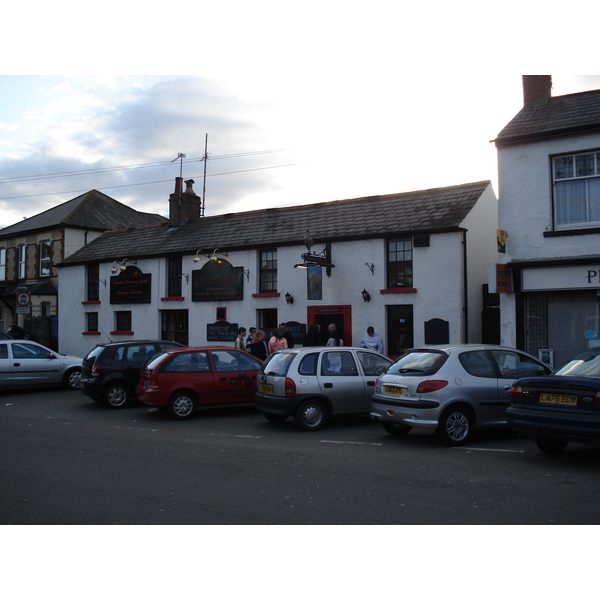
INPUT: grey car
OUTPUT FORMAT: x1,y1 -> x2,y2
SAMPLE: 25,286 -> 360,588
256,347 -> 393,430
370,344 -> 551,445
0,339 -> 83,391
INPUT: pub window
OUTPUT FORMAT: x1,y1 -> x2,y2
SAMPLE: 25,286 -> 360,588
167,256 -> 182,297
87,263 -> 100,301
553,150 -> 600,229
258,308 -> 278,338
115,311 -> 132,331
18,245 -> 26,279
387,238 -> 413,288
259,248 -> 277,292
39,240 -> 51,277
0,248 -> 5,281
87,312 -> 99,332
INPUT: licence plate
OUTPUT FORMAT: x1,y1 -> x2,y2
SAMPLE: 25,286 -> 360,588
384,385 -> 406,396
539,392 -> 577,406
260,384 -> 274,394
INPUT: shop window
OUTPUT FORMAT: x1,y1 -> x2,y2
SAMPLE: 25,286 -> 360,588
259,248 -> 277,292
553,150 -> 600,229
387,238 -> 413,288
39,240 -> 51,277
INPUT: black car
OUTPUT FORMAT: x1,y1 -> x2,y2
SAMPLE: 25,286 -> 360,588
507,348 -> 600,453
79,340 -> 184,408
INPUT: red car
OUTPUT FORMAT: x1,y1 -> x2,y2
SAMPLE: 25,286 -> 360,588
137,346 -> 262,419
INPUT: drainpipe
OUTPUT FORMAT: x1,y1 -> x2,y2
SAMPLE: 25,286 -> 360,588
461,228 -> 469,343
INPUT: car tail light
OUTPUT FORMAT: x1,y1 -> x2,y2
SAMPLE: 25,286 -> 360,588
594,391 -> 600,405
91,363 -> 100,377
285,377 -> 296,397
511,384 -> 524,400
416,380 -> 448,394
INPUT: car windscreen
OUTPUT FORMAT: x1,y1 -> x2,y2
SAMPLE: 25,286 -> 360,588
386,350 -> 447,376
260,352 -> 296,377
554,351 -> 600,377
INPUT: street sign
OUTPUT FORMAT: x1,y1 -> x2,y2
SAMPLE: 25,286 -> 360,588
16,291 -> 31,307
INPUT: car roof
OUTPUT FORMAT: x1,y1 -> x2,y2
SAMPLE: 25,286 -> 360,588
96,340 -> 183,348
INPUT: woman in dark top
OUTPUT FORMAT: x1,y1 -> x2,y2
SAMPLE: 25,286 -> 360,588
302,323 -> 323,346
249,329 -> 269,360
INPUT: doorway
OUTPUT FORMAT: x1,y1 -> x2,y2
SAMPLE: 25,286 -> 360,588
308,306 -> 352,346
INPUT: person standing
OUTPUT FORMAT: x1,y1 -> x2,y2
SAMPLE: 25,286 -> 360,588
302,323 -> 322,346
279,322 -> 295,348
234,327 -> 247,350
360,326 -> 384,353
326,323 -> 343,346
245,327 -> 256,351
268,326 -> 289,354
249,330 -> 269,360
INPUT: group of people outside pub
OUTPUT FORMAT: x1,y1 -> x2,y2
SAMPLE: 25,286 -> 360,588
234,322 -> 384,360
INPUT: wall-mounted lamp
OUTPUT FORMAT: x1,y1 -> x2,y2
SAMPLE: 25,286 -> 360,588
194,248 -> 228,263
193,250 -> 203,263
361,288 -> 371,302
294,264 -> 308,270
285,292 -> 294,305
111,258 -> 131,274
365,262 -> 375,276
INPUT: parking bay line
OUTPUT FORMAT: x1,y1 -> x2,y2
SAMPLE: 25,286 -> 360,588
320,440 -> 383,446
452,447 -> 525,453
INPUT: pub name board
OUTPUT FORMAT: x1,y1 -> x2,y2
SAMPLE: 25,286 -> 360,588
110,265 -> 152,304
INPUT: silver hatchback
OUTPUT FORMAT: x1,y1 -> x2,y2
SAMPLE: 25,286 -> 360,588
256,347 -> 392,431
370,344 -> 551,445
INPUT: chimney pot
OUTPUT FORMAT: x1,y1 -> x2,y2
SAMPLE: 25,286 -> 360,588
184,179 -> 196,195
174,177 -> 183,194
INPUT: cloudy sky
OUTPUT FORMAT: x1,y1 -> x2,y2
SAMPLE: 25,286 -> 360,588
1,5 -> 599,232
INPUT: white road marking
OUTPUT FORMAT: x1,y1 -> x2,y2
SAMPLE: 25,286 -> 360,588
320,440 -> 383,446
452,447 -> 525,453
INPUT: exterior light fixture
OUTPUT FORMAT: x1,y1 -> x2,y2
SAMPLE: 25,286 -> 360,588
361,288 -> 371,302
193,249 -> 203,263
294,264 -> 308,270
285,292 -> 294,304
111,259 -> 131,274
365,262 -> 375,276
194,248 -> 227,264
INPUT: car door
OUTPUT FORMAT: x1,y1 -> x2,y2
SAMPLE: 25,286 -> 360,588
10,341 -> 60,386
210,349 -> 260,404
318,350 -> 367,413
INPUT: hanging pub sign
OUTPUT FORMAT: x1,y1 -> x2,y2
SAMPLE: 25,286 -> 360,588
110,265 -> 152,304
192,259 -> 244,301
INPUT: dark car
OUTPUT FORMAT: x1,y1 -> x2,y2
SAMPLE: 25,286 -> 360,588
507,348 -> 600,453
79,340 -> 184,408
136,346 -> 262,419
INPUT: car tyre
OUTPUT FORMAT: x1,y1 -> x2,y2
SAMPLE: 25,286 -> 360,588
382,421 -> 412,436
436,406 -> 474,446
294,399 -> 326,431
103,383 -> 129,408
63,368 -> 81,390
168,391 -> 198,420
535,438 -> 569,453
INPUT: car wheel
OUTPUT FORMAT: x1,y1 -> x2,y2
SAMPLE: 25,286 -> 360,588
264,414 -> 288,423
294,399 -> 326,431
103,383 -> 129,408
535,438 -> 569,453
436,406 -> 474,446
168,391 -> 198,420
63,368 -> 81,390
382,421 -> 412,436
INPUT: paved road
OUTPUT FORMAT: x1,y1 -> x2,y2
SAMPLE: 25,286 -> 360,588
2,387 -> 600,524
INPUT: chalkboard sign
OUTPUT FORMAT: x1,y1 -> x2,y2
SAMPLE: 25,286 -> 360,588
285,321 -> 306,346
207,321 -> 239,342
192,259 -> 244,301
110,265 -> 152,304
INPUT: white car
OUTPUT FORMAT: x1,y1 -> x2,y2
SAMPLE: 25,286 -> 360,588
0,339 -> 82,391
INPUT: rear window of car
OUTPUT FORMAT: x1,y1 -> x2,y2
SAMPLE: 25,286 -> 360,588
260,352 -> 297,377
85,346 -> 106,361
555,350 -> 600,377
387,350 -> 447,376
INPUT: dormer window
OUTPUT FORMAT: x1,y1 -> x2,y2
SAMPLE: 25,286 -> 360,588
553,151 -> 600,229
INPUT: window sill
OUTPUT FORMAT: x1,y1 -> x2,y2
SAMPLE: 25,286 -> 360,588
110,330 -> 134,336
82,331 -> 101,335
380,287 -> 417,294
544,227 -> 600,237
252,292 -> 280,297
82,300 -> 101,305
161,296 -> 185,301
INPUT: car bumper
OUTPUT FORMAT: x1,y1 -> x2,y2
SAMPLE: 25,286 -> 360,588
137,386 -> 170,407
507,406 -> 600,444
255,392 -> 299,418
370,396 -> 441,428
78,378 -> 103,401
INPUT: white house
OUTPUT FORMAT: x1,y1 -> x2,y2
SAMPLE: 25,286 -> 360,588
58,178 -> 499,358
494,75 -> 600,369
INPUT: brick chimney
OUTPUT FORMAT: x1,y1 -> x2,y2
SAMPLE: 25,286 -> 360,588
522,75 -> 552,105
169,177 -> 201,227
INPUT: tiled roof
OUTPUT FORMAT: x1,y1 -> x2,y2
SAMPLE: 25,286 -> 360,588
494,89 -> 600,147
59,181 -> 492,266
0,189 -> 167,238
